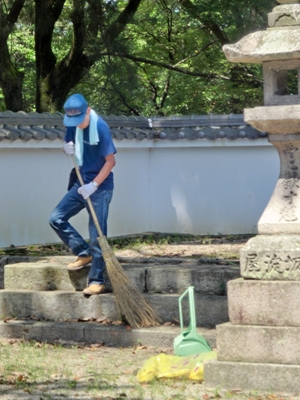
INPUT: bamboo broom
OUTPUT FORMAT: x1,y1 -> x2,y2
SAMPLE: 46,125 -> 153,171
71,156 -> 162,328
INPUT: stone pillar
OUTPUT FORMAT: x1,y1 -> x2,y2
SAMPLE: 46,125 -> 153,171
204,0 -> 300,394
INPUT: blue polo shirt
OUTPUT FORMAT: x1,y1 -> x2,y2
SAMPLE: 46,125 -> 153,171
65,117 -> 116,190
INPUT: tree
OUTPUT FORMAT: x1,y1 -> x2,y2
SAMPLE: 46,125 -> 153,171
0,0 -> 26,110
0,0 -> 276,114
81,0 -> 274,115
1,0 -> 143,112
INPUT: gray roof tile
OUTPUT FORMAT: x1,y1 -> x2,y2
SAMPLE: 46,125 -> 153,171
201,127 -> 220,140
0,111 -> 266,142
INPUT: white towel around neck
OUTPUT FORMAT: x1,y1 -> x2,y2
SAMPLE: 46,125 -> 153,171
75,109 -> 99,166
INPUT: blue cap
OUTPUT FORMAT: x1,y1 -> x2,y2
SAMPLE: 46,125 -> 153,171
63,94 -> 88,127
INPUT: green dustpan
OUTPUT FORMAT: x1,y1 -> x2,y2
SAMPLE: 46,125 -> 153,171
174,286 -> 212,356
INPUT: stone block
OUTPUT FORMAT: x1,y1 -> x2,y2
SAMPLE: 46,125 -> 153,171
244,105 -> 300,134
4,259 -> 239,295
216,323 -> 300,364
0,290 -> 229,327
0,320 -> 86,343
240,234 -> 300,280
84,324 -> 180,347
0,290 -> 119,321
0,320 -> 42,341
35,321 -> 86,343
0,256 -> 7,290
228,279 -> 300,326
269,12 -> 300,27
4,262 -> 146,292
5,263 -> 81,291
262,60 -> 300,106
256,133 -> 300,234
204,360 -> 300,393
112,264 -> 146,292
146,263 -> 239,295
148,294 -> 229,327
268,4 -> 300,27
0,320 -> 217,348
85,324 -> 216,348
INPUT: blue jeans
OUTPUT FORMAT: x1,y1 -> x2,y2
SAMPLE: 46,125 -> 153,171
49,182 -> 113,285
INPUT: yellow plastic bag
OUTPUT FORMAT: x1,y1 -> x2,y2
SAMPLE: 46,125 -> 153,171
137,351 -> 217,382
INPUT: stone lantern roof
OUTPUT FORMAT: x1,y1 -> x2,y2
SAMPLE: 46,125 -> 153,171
223,0 -> 300,132
223,0 -> 300,63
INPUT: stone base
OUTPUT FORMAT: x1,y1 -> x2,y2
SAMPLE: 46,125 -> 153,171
217,323 -> 300,364
204,360 -> 300,393
206,278 -> 300,393
228,278 -> 300,326
240,234 -> 300,280
209,228 -> 300,394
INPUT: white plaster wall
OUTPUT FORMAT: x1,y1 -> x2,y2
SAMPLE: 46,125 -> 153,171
148,143 -> 279,235
110,148 -> 151,236
0,144 -> 88,247
0,138 -> 280,247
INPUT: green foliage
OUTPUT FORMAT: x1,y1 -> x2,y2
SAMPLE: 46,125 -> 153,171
9,24 -> 36,111
77,0 -> 271,115
0,0 -> 276,114
107,232 -> 254,250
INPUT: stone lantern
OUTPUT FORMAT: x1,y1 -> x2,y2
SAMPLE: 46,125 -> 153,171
204,0 -> 300,394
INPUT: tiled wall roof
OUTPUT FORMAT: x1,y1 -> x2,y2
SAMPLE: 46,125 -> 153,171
0,110 -> 266,141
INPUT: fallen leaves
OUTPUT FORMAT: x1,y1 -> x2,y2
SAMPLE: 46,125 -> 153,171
0,372 -> 29,384
162,319 -> 179,326
132,345 -> 148,354
203,392 -> 222,399
3,317 -> 17,323
247,396 -> 288,400
230,388 -> 242,393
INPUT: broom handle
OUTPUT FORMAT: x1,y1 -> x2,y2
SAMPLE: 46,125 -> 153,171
71,155 -> 104,239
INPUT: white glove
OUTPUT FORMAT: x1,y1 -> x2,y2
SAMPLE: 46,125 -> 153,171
78,182 -> 97,199
63,141 -> 74,155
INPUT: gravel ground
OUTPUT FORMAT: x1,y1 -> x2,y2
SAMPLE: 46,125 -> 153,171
0,338 -> 298,400
0,339 -> 215,400
2,235 -> 298,399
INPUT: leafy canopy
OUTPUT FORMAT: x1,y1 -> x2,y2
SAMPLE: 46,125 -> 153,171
0,0 -> 276,115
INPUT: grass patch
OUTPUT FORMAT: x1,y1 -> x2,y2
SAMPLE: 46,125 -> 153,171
0,233 -> 253,256
0,339 -> 290,400
0,339 -> 202,399
108,233 -> 253,250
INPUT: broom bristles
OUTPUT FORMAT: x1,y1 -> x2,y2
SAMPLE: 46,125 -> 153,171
98,236 -> 162,329
71,160 -> 158,328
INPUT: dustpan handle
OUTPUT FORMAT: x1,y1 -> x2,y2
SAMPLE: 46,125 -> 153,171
178,288 -> 188,332
188,286 -> 197,330
178,286 -> 197,333
71,155 -> 104,239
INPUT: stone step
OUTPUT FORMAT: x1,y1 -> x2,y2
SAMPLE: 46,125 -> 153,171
3,256 -> 240,295
0,290 -> 228,327
0,320 -> 217,349
216,322 -> 300,364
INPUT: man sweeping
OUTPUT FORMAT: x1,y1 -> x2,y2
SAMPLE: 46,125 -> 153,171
49,93 -> 116,296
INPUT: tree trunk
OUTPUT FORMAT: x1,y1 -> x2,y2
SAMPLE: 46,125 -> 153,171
0,0 -> 25,111
35,0 -> 142,112
35,0 -> 65,112
0,48 -> 24,111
